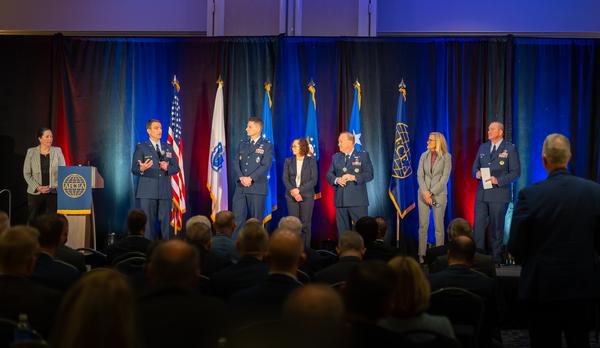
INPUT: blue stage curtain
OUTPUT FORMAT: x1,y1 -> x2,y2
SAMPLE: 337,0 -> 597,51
2,35 -> 599,251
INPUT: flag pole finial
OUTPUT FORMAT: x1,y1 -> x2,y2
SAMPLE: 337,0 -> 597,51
399,79 -> 407,101
217,75 -> 223,86
172,75 -> 180,93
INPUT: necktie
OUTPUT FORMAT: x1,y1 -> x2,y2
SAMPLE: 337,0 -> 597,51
155,143 -> 162,159
491,144 -> 497,156
344,154 -> 350,167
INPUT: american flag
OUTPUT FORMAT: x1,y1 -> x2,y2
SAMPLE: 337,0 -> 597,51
168,75 -> 186,234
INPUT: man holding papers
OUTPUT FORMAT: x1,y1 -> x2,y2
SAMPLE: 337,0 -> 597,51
472,121 -> 520,265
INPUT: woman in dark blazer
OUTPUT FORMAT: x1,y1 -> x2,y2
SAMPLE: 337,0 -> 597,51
23,127 -> 66,223
282,138 -> 318,247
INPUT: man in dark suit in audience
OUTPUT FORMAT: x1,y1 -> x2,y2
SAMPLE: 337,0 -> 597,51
139,240 -> 226,348
355,216 -> 401,262
228,228 -> 304,326
278,215 -> 326,276
314,231 -> 364,285
428,235 -> 500,347
106,209 -> 152,264
210,211 -> 239,263
184,219 -> 232,277
54,213 -> 86,272
508,133 -> 600,348
31,214 -> 80,292
0,226 -> 62,344
211,222 -> 269,300
428,218 -> 496,278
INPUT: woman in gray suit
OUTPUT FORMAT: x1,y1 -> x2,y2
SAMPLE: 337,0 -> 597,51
417,132 -> 451,262
23,127 -> 66,223
283,138 -> 318,247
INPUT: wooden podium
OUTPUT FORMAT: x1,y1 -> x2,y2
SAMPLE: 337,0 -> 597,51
58,166 -> 104,249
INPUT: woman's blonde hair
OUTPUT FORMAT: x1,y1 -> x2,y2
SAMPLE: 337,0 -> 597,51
388,256 -> 431,317
429,132 -> 448,155
51,268 -> 139,348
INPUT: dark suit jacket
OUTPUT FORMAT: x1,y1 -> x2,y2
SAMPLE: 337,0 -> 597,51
0,275 -> 62,343
232,136 -> 273,195
326,150 -> 374,207
210,256 -> 268,299
429,251 -> 496,278
282,156 -> 318,200
472,140 -> 520,202
32,252 -> 80,292
314,256 -> 361,284
138,285 -> 226,348
197,246 -> 233,277
228,273 -> 302,325
508,169 -> 600,303
428,264 -> 500,345
364,241 -> 403,262
106,235 -> 152,264
131,140 -> 180,199
55,244 -> 87,272
211,233 -> 239,262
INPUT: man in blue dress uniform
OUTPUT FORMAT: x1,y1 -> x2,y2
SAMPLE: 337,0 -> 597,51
232,117 -> 274,239
472,121 -> 520,264
326,132 -> 374,237
131,119 -> 180,240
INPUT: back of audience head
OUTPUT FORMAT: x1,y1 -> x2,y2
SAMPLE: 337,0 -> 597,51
354,216 -> 378,246
283,284 -> 345,330
447,235 -> 476,266
127,209 -> 147,236
344,260 -> 398,322
337,231 -> 365,258
31,213 -> 66,251
388,256 -> 430,318
56,213 -> 69,245
0,211 -> 9,234
0,226 -> 39,276
447,217 -> 472,241
184,220 -> 212,251
236,221 -> 269,258
214,211 -> 235,236
266,228 -> 305,273
278,216 -> 303,236
51,268 -> 139,348
147,240 -> 199,288
542,133 -> 571,171
374,216 -> 387,240
186,214 -> 212,231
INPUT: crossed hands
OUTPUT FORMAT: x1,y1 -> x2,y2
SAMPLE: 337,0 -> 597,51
337,174 -> 356,187
36,186 -> 51,194
290,188 -> 303,202
422,190 -> 433,206
240,176 -> 253,187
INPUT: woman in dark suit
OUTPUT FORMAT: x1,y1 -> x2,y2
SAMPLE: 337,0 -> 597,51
283,138 -> 318,247
23,127 -> 66,223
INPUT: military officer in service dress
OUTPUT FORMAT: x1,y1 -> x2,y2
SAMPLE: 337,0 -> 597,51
232,117 -> 274,239
472,121 -> 520,264
326,132 -> 374,237
131,119 -> 180,240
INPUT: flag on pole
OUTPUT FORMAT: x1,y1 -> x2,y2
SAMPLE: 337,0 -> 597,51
168,75 -> 187,234
207,78 -> 228,222
305,80 -> 321,199
262,82 -> 277,223
349,80 -> 363,151
388,79 -> 416,219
